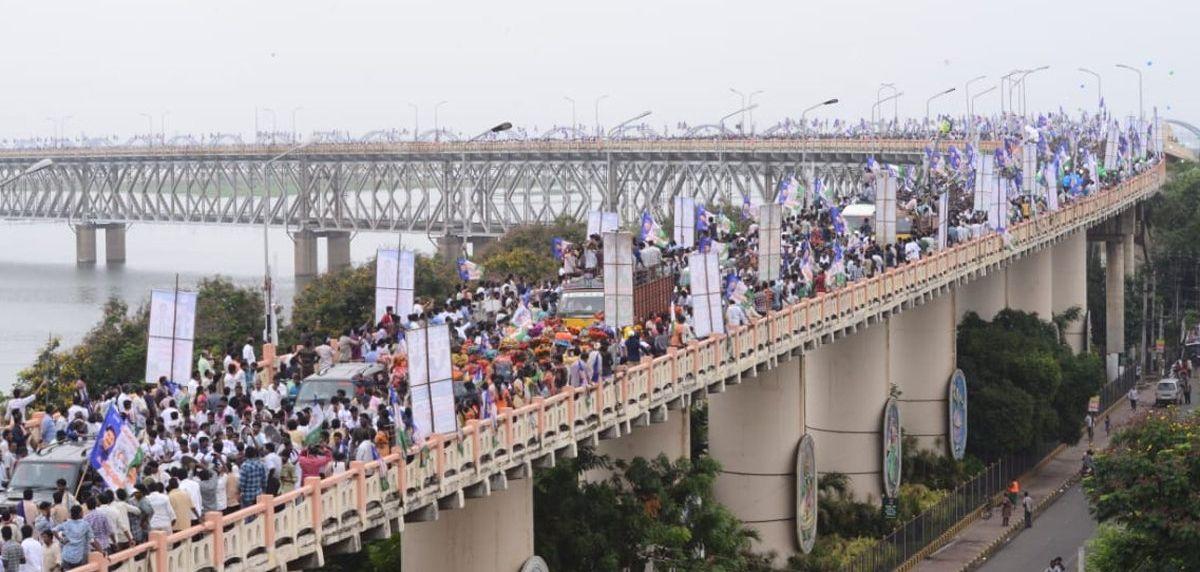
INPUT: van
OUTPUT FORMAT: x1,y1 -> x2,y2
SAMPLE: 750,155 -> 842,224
1155,378 -> 1183,407
4,440 -> 94,507
293,362 -> 388,408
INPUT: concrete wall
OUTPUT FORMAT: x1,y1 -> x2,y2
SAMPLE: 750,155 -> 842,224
1005,247 -> 1053,319
891,295 -> 955,452
401,477 -> 534,572
587,409 -> 690,482
709,358 -> 804,562
956,267 -> 1006,321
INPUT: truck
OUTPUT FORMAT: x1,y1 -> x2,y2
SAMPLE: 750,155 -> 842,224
559,264 -> 674,329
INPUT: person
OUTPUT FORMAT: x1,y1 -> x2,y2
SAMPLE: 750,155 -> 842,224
1128,386 -> 1139,410
52,506 -> 95,570
145,483 -> 174,533
238,447 -> 267,508
1022,491 -> 1034,528
81,497 -> 112,554
18,525 -> 40,572
0,526 -> 22,572
1082,449 -> 1095,476
1000,495 -> 1013,527
38,531 -> 58,572
166,478 -> 197,532
1085,413 -> 1094,443
1104,414 -> 1112,435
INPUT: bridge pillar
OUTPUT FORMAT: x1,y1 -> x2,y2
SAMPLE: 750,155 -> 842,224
1105,240 -> 1126,381
468,236 -> 497,256
1121,210 -> 1136,277
891,295 -> 954,452
326,231 -> 351,273
956,267 -> 1006,321
75,225 -> 96,265
294,230 -> 318,289
805,323 -> 889,503
709,358 -> 803,564
1005,247 -> 1053,319
104,224 -> 126,264
1052,232 -> 1088,353
401,477 -> 534,572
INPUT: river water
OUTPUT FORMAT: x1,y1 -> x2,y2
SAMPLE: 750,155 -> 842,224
0,222 -> 434,390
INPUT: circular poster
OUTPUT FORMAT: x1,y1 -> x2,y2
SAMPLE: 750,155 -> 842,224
795,434 -> 818,554
882,397 -> 902,498
949,369 -> 968,461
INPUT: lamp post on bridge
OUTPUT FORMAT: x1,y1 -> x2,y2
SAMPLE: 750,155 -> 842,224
730,88 -> 764,134
1115,63 -> 1144,122
1000,69 -> 1024,116
926,87 -> 956,124
594,95 -> 609,139
291,107 -> 304,143
564,96 -> 577,134
718,104 -> 758,138
871,92 -> 903,136
139,113 -> 154,145
260,141 -> 315,345
876,83 -> 898,126
1013,65 -> 1049,117
1078,68 -> 1103,109
965,76 -> 987,136
607,111 -> 652,140
799,98 -> 839,197
160,111 -> 171,146
969,86 -> 997,138
434,100 -> 448,143
408,103 -> 419,142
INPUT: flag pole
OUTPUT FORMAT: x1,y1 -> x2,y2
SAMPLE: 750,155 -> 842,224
168,274 -> 180,388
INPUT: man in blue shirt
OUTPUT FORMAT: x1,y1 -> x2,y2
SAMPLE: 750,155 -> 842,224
238,447 -> 267,507
53,506 -> 96,569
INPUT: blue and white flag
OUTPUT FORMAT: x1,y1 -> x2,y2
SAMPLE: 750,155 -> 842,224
89,404 -> 144,491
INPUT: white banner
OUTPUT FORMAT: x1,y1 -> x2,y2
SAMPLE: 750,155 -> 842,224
602,232 -> 635,328
1043,163 -> 1059,212
1153,109 -> 1163,156
875,171 -> 897,247
375,248 -> 415,322
408,324 -> 457,438
673,196 -> 696,248
1104,120 -> 1119,169
145,288 -> 197,384
689,251 -> 724,338
587,211 -> 620,237
937,190 -> 949,250
974,153 -> 994,212
757,204 -> 782,281
1021,142 -> 1037,195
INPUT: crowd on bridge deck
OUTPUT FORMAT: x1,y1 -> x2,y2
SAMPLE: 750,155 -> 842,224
0,110 -> 1161,570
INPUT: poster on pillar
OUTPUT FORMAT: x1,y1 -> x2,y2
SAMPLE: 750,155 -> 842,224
673,196 -> 696,248
587,211 -> 620,237
602,232 -> 635,328
948,370 -> 968,461
375,248 -> 415,322
144,288 -> 198,385
973,152 -> 993,212
795,434 -> 818,554
757,204 -> 782,281
882,397 -> 902,499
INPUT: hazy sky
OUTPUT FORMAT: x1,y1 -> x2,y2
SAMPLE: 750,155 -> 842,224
0,0 -> 1194,140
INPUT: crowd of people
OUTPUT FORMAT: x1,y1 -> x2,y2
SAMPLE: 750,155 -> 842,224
0,110 -> 1163,570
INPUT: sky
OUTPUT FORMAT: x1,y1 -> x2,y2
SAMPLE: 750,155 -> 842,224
0,0 -> 1194,140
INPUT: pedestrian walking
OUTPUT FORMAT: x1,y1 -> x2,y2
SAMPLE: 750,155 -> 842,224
1022,492 -> 1034,528
1085,413 -> 1094,443
1000,496 -> 1013,527
1128,387 -> 1138,411
1104,414 -> 1111,435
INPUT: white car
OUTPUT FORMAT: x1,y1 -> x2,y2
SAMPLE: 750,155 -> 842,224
1155,378 -> 1183,407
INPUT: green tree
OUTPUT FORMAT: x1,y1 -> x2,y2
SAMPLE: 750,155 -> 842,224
195,276 -> 265,355
476,216 -> 586,282
1083,409 -> 1200,571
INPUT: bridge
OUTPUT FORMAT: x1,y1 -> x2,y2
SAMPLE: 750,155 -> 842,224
60,150 -> 1165,572
0,139 -> 986,285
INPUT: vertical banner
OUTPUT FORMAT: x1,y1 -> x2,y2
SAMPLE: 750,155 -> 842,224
989,177 -> 1008,231
587,211 -> 620,237
875,170 -> 897,247
375,248 -> 415,321
1153,109 -> 1163,157
688,251 -> 724,338
1021,141 -> 1037,196
974,153 -> 994,212
948,370 -> 968,461
937,190 -> 949,250
673,196 -> 696,248
602,232 -> 635,328
1043,162 -> 1059,212
145,288 -> 197,385
407,324 -> 457,438
88,404 -> 144,490
795,434 -> 818,554
1104,120 -> 1119,169
757,204 -> 782,282
882,397 -> 902,499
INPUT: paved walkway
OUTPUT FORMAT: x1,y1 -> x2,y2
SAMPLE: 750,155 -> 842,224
916,381 -> 1170,571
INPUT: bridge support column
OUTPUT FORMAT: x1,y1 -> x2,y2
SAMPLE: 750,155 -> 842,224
891,295 -> 955,452
75,226 -> 96,265
1105,240 -> 1126,381
805,323 -> 889,503
956,266 -> 1006,321
1005,247 -> 1053,319
1052,232 -> 1088,353
709,358 -> 803,564
326,231 -> 351,273
402,477 -> 534,572
1121,210 -> 1136,278
104,224 -> 126,264
294,230 -> 318,290
468,236 -> 497,256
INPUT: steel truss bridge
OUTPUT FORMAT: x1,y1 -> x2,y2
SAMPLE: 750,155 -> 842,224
0,140 -> 983,236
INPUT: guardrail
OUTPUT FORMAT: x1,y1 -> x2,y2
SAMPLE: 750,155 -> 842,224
73,162 -> 1163,572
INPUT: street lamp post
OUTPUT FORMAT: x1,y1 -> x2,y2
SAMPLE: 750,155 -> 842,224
970,86 -> 997,138
291,107 -> 304,142
926,87 -> 957,123
875,83 -> 898,126
1079,68 -> 1103,109
799,98 -> 839,195
871,92 -> 904,135
434,100 -> 448,142
965,75 -> 987,116
564,96 -> 577,133
718,104 -> 758,137
1000,69 -> 1024,115
607,111 -> 653,139
1013,66 -> 1049,117
408,103 -> 419,142
460,122 -> 513,255
161,111 -> 171,145
260,141 -> 315,345
1115,63 -> 1144,121
594,95 -> 609,139
139,113 -> 154,144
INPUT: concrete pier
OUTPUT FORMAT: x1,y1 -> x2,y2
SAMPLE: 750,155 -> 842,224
75,226 -> 96,264
294,230 -> 319,289
104,224 -> 126,264
326,231 -> 352,273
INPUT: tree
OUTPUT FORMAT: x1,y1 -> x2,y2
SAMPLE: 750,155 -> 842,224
1083,409 -> 1200,571
195,276 -> 265,354
475,216 -> 586,282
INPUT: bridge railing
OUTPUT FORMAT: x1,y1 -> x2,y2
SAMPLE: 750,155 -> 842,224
82,162 -> 1163,572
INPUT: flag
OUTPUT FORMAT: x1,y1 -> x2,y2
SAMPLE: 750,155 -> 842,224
741,194 -> 757,221
639,210 -> 666,244
830,206 -> 846,236
88,404 -> 144,490
550,237 -> 572,261
457,258 -> 482,281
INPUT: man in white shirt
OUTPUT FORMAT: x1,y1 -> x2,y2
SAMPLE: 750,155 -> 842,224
180,472 -> 203,516
146,484 -> 175,532
5,382 -> 43,423
18,525 -> 41,572
726,303 -> 749,327
241,338 -> 257,369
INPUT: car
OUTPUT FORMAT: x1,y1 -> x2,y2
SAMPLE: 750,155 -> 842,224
3,440 -> 94,508
1155,378 -> 1183,407
292,362 -> 388,408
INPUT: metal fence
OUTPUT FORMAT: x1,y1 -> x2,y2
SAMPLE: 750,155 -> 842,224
844,368 -> 1140,571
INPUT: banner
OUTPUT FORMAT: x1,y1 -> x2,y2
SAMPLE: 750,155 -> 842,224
1043,162 -> 1059,212
757,204 -> 782,282
937,190 -> 949,250
1104,120 -> 1119,168
1021,141 -> 1037,196
602,232 -> 635,328
145,288 -> 197,385
407,325 -> 457,438
688,251 -> 724,338
974,153 -> 993,213
587,211 -> 620,237
795,434 -> 818,554
882,397 -> 902,498
673,196 -> 696,248
88,404 -> 143,490
375,248 -> 415,321
875,170 -> 897,247
948,370 -> 968,461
